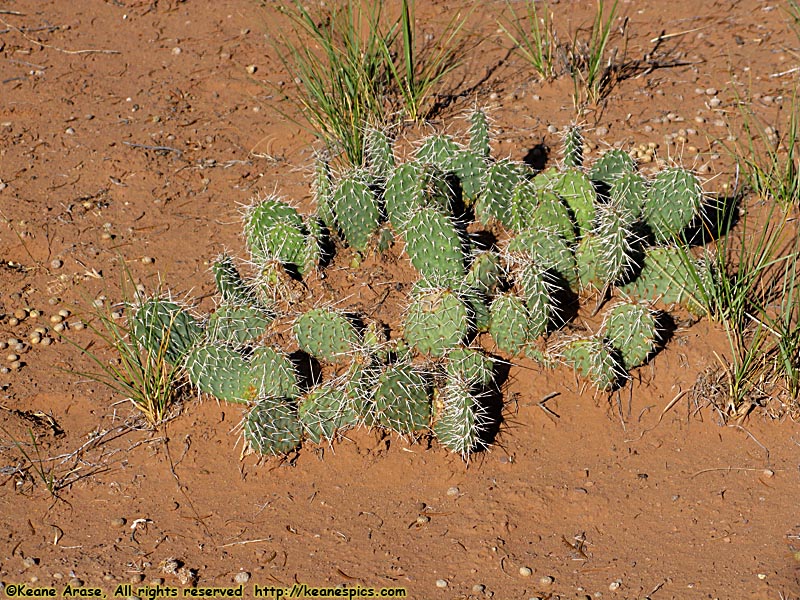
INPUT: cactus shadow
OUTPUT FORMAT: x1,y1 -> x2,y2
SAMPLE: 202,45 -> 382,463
522,143 -> 549,171
477,356 -> 513,448
682,192 -> 742,247
651,310 -> 677,356
289,350 -> 322,391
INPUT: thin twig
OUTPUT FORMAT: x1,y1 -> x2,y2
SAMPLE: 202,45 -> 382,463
690,466 -> 772,478
122,141 -> 183,156
0,16 -> 119,54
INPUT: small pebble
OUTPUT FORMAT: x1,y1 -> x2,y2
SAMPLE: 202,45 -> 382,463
539,575 -> 554,586
29,576 -> 39,583
22,556 -> 39,568
7,338 -> 19,346
246,65 -> 257,74
547,125 -> 558,134
519,567 -> 532,577
609,580 -> 621,590
446,486 -> 460,496
141,256 -> 155,265
472,584 -> 485,593
111,517 -> 127,527
6,353 -> 19,362
705,87 -> 718,96
435,579 -> 448,588
695,115 -> 706,123
72,321 -> 85,331
130,574 -> 144,584
763,468 -> 774,478
9,360 -> 22,370
65,127 -> 75,135
708,97 -> 722,108
54,323 -> 66,333
171,47 -> 182,55
150,578 -> 165,586
50,259 -> 63,269
28,310 -> 39,318
69,578 -> 83,587
58,308 -> 71,318
13,308 -> 27,320
13,342 -> 25,352
0,367 -> 9,374
50,314 -> 64,324
29,333 -> 41,345
40,337 -> 53,346
596,126 -> 608,136
416,515 -> 430,525
233,572 -> 250,584
0,342 -> 7,350
8,317 -> 19,326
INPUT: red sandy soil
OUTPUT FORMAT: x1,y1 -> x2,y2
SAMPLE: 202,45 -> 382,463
1,1 -> 799,599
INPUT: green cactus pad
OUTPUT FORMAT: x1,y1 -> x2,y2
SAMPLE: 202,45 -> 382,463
185,343 -> 255,403
602,301 -> 659,369
561,337 -> 623,391
589,148 -> 636,187
131,298 -> 203,365
561,124 -> 584,168
250,345 -> 299,399
643,167 -> 703,242
611,171 -> 648,219
515,263 -> 555,338
295,308 -> 360,363
508,179 -> 540,232
466,250 -> 503,295
298,383 -> 354,444
468,108 -> 491,157
206,304 -> 272,345
213,254 -> 259,308
244,195 -> 309,276
433,379 -> 485,457
312,157 -> 336,231
475,158 -> 525,227
489,292 -> 532,355
450,149 -> 486,203
243,396 -> 302,456
620,246 -> 707,314
331,168 -> 381,252
404,206 -> 466,286
384,161 -> 425,231
364,127 -> 395,180
404,286 -> 469,357
415,133 -> 461,172
553,169 -> 596,235
531,191 -> 577,244
507,229 -> 577,286
374,364 -> 431,434
445,346 -> 494,388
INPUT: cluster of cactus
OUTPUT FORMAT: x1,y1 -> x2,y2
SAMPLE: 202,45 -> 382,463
128,109 -> 711,458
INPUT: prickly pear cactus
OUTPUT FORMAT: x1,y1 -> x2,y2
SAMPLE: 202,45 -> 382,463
507,228 -> 577,286
553,169 -> 595,235
213,254 -> 260,308
643,167 -> 703,242
364,127 -> 394,180
206,304 -> 272,345
298,382 -> 355,444
244,195 -> 309,276
295,308 -> 360,363
185,343 -> 254,403
374,363 -> 431,434
475,158 -> 525,227
561,337 -> 623,391
561,124 -> 584,168
467,108 -> 491,157
331,168 -> 381,252
131,298 -> 202,365
589,148 -> 636,187
602,301 -> 659,369
433,378 -> 486,457
610,171 -> 648,219
489,292 -> 532,355
250,346 -> 299,399
403,285 -> 469,357
243,396 -> 302,456
445,346 -> 494,388
404,206 -> 466,286
416,133 -> 461,172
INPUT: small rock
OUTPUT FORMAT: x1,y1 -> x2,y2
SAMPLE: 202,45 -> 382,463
519,567 -> 532,577
435,579 -> 448,588
50,259 -> 63,269
22,556 -> 39,568
609,580 -> 621,590
472,584 -> 485,593
539,575 -> 554,586
69,578 -> 83,587
111,517 -> 127,528
446,486 -> 460,497
233,572 -> 250,584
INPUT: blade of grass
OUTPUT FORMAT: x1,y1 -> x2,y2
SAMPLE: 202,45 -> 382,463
500,0 -> 557,82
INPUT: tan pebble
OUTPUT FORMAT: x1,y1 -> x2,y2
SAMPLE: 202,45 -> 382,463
8,317 -> 19,326
53,323 -> 66,333
101,232 -> 112,240
7,338 -> 19,345
29,333 -> 41,345
129,574 -> 144,584
0,367 -> 9,374
29,575 -> 39,583
435,579 -> 448,588
13,308 -> 27,320
111,517 -> 127,527
22,556 -> 39,568
0,342 -> 6,350
763,468 -> 774,478
29,310 -> 39,318
688,145 -> 698,154
246,64 -> 257,74
7,353 -> 19,362
50,259 -> 63,269
72,322 -> 85,331
58,309 -> 71,318
519,567 -> 532,577
34,327 -> 47,335
69,578 -> 83,587
52,573 -> 63,580
9,360 -> 22,370
708,97 -> 722,108
48,297 -> 59,306
150,578 -> 165,586
40,337 -> 53,346
13,342 -> 24,352
539,575 -> 554,586
50,314 -> 64,324
103,574 -> 114,582
141,256 -> 155,265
